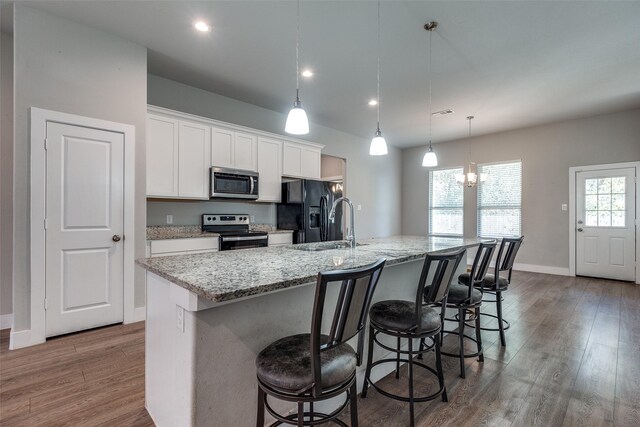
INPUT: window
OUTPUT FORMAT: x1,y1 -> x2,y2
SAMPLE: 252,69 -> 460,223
429,168 -> 464,236
584,176 -> 626,227
477,161 -> 522,238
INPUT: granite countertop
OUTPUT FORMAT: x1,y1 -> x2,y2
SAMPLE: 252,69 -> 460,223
137,236 -> 489,303
146,225 -> 293,240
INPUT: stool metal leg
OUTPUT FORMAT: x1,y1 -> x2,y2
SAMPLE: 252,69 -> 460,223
361,325 -> 375,398
350,381 -> 359,427
395,336 -> 401,379
475,307 -> 484,362
309,402 -> 314,423
407,338 -> 415,427
256,387 -> 265,427
458,307 -> 466,378
496,291 -> 506,347
435,333 -> 447,402
297,401 -> 304,427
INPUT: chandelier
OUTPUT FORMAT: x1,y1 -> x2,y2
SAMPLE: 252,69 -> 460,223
455,116 -> 487,187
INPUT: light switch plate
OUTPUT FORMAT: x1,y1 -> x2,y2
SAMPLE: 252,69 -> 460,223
357,204 -> 362,211
166,214 -> 173,224
561,204 -> 568,211
176,306 -> 184,332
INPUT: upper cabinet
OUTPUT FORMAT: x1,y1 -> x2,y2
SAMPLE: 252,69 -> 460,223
147,106 -> 324,200
257,137 -> 282,202
282,142 -> 321,180
211,128 -> 257,172
147,112 -> 210,200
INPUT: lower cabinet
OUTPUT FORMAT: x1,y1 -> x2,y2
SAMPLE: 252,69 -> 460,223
149,238 -> 219,257
268,233 -> 293,247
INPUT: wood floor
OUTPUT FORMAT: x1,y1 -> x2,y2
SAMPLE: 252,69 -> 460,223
1,271 -> 639,426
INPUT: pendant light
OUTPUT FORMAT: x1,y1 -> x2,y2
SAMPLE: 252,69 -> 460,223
369,0 -> 388,156
285,0 -> 309,135
422,21 -> 438,167
455,116 -> 488,187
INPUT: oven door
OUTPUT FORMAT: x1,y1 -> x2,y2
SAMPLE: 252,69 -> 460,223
220,235 -> 268,251
211,168 -> 259,199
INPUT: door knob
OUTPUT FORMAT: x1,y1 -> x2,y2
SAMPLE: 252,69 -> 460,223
112,235 -> 121,242
577,228 -> 583,232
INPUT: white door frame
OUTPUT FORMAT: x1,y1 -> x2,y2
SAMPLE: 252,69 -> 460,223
23,107 -> 136,348
569,161 -> 640,284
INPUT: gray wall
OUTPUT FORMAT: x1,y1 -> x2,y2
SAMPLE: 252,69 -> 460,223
147,200 -> 276,226
12,5 -> 147,331
402,108 -> 640,270
1,31 -> 13,319
148,74 -> 403,239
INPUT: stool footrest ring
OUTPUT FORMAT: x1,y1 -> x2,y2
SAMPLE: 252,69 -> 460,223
363,358 -> 445,403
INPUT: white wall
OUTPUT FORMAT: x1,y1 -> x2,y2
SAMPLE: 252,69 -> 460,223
12,5 -> 147,332
148,74 -> 403,239
402,108 -> 640,271
0,31 -> 13,323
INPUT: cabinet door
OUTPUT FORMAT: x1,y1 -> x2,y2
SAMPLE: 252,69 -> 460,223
147,114 -> 179,197
257,137 -> 282,202
211,127 -> 234,168
282,142 -> 302,177
301,147 -> 321,179
234,132 -> 258,171
178,121 -> 211,199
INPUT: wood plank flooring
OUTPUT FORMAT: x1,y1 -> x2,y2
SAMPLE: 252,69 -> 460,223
1,271 -> 638,426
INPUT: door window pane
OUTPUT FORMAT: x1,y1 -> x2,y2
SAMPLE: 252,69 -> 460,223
585,176 -> 625,228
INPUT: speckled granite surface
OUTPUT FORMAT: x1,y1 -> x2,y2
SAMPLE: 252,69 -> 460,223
146,226 -> 292,240
137,236 -> 489,303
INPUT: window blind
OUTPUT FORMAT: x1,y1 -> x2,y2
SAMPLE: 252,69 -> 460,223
477,161 -> 522,238
429,168 -> 464,236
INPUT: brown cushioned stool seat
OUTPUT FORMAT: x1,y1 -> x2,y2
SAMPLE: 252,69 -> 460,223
369,300 -> 440,333
426,283 -> 483,305
256,334 -> 356,394
458,273 -> 509,290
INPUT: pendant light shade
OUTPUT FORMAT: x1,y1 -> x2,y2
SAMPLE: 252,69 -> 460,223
369,0 -> 388,156
422,21 -> 438,167
370,129 -> 388,155
422,146 -> 438,167
285,94 -> 309,135
285,0 -> 309,135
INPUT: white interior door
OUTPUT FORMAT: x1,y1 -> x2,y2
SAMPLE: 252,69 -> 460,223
576,167 -> 636,281
45,122 -> 124,337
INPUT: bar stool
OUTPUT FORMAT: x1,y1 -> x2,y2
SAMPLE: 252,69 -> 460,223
255,258 -> 386,427
458,236 -> 524,347
361,249 -> 465,427
438,241 -> 496,378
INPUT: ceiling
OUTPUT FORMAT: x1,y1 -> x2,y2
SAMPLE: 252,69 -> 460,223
5,1 -> 640,148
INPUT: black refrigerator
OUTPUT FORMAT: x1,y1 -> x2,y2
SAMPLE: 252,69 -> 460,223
276,180 -> 344,244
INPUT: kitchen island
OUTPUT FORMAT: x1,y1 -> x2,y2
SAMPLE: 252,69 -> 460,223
137,236 -> 487,426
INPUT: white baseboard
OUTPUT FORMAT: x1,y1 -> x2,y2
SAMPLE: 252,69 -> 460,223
10,328 -> 45,350
0,313 -> 12,330
131,306 -> 146,323
513,262 -> 571,276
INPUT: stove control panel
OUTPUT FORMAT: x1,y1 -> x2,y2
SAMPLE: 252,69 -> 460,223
202,214 -> 250,226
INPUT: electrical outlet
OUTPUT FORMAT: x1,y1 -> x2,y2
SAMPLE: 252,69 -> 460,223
561,204 -> 568,211
250,215 -> 255,223
166,214 -> 173,224
357,204 -> 362,211
176,306 -> 184,332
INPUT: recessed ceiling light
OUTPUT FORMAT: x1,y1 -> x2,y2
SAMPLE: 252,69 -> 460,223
301,69 -> 313,78
368,99 -> 378,106
194,21 -> 211,32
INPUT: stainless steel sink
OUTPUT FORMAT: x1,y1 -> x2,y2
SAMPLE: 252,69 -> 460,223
291,242 -> 367,252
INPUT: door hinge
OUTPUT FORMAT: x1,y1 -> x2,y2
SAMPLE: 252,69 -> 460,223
44,299 -> 48,310
44,139 -> 49,150
44,218 -> 48,229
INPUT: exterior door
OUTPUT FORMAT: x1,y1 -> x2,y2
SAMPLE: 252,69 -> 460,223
576,167 -> 636,281
45,122 -> 125,337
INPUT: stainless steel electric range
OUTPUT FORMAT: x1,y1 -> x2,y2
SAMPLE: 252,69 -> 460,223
201,214 -> 268,251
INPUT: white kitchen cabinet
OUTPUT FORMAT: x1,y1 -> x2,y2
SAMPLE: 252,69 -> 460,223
268,233 -> 293,247
257,137 -> 282,202
178,121 -> 211,199
149,238 -> 219,257
212,127 -> 258,172
282,142 -> 321,179
147,114 -> 179,197
147,112 -> 211,200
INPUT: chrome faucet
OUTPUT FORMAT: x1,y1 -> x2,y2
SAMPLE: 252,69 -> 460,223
329,197 -> 356,249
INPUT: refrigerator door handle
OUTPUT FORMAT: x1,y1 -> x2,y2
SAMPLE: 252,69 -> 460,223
320,196 -> 327,241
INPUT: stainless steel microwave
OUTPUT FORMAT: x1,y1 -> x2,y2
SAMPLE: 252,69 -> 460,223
210,167 -> 259,200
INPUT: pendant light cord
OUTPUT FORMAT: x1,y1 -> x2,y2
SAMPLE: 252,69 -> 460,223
428,27 -> 433,149
295,0 -> 300,100
376,0 -> 381,131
